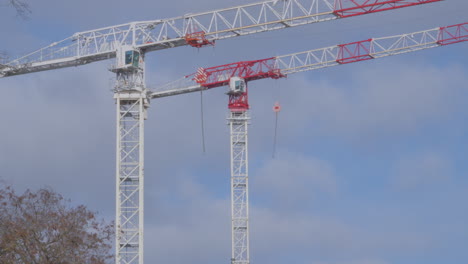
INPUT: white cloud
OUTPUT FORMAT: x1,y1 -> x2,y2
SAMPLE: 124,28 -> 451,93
250,61 -> 468,147
143,172 -> 230,264
252,152 -> 337,208
390,151 -> 453,190
139,166 -> 436,264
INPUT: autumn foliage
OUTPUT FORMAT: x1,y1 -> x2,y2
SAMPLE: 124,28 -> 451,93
0,185 -> 114,263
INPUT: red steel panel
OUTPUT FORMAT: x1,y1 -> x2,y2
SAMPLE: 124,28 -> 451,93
228,92 -> 250,111
438,22 -> 468,46
188,58 -> 286,110
333,0 -> 442,18
337,39 -> 373,64
190,58 -> 285,88
185,31 -> 215,48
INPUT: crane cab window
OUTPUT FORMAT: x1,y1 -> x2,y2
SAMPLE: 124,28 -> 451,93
230,77 -> 246,93
125,50 -> 140,67
235,80 -> 244,92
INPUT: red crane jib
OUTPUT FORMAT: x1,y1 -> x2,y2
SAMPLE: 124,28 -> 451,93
337,39 -> 373,64
438,23 -> 468,45
333,0 -> 443,18
191,58 -> 286,88
336,23 -> 467,64
187,23 -> 467,87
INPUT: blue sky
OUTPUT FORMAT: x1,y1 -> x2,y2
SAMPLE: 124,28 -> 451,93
1,1 -> 467,264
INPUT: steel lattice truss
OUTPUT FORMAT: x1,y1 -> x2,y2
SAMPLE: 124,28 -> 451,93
0,1 -> 462,264
116,94 -> 146,264
278,22 -> 467,73
150,22 -> 467,98
0,0 -> 441,77
229,111 -> 250,264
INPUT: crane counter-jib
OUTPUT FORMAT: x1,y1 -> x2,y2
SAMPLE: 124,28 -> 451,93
149,22 -> 467,99
0,52 -> 117,78
0,0 -> 443,78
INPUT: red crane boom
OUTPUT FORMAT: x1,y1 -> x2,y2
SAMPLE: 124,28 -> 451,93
150,22 -> 467,100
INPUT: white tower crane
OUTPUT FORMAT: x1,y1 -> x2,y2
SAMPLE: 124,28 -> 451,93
0,1 -> 453,263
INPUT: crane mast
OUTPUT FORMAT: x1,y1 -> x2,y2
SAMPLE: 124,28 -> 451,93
112,47 -> 149,264
227,78 -> 251,264
229,109 -> 250,264
229,108 -> 250,264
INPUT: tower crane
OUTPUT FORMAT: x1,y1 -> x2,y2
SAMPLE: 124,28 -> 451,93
152,22 -> 467,264
0,0 -> 452,264
0,0 -> 442,78
152,22 -> 468,99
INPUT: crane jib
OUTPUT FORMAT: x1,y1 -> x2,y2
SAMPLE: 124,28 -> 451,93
0,0 -> 444,78
150,22 -> 467,99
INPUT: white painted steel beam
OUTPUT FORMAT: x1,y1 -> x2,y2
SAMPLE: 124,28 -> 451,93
114,52 -> 148,264
228,110 -> 250,264
1,0 -> 441,77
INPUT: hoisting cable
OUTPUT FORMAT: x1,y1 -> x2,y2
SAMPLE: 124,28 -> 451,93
200,90 -> 206,153
272,76 -> 282,158
272,102 -> 281,158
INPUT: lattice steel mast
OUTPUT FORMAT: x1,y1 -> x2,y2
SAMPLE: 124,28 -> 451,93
228,79 -> 251,264
112,47 -> 149,264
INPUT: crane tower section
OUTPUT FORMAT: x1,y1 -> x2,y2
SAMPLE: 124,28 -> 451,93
112,47 -> 149,264
228,78 -> 250,264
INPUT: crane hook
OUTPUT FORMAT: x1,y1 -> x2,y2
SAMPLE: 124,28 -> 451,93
272,101 -> 281,158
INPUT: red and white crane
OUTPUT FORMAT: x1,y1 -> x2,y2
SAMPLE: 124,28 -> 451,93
152,22 -> 468,99
0,1 -> 461,264
151,22 -> 467,264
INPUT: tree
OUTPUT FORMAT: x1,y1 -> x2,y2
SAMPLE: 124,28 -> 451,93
1,0 -> 30,64
0,185 -> 114,264
5,0 -> 30,18
0,51 -> 7,65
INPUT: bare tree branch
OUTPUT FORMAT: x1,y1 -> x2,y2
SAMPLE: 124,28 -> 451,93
0,51 -> 8,61
5,0 -> 31,19
0,51 -> 8,69
0,185 -> 114,263
1,1 -> 31,65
